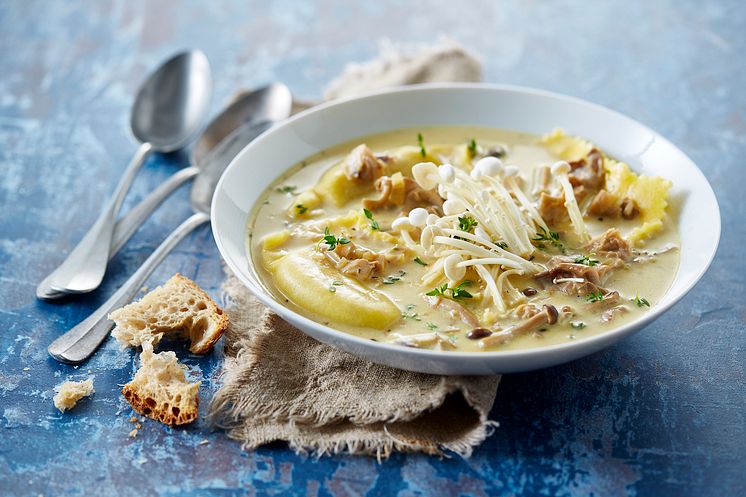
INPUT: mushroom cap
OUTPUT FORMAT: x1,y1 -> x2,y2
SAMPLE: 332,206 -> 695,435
503,165 -> 520,177
443,198 -> 466,216
412,162 -> 440,190
420,225 -> 441,251
392,216 -> 413,231
551,160 -> 571,175
426,213 -> 441,226
475,156 -> 503,176
408,207 -> 429,227
438,164 -> 456,183
443,253 -> 467,282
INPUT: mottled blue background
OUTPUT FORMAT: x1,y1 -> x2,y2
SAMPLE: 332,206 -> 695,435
0,1 -> 744,496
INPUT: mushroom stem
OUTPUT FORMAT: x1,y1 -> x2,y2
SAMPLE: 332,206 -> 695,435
552,161 -> 590,242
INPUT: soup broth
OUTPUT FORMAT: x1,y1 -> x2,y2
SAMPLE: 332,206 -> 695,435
248,127 -> 679,352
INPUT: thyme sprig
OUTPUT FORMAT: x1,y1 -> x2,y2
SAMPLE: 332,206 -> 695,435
574,255 -> 599,267
585,290 -> 605,303
632,294 -> 651,307
533,226 -> 565,253
426,280 -> 473,300
467,138 -> 478,157
276,185 -> 297,195
458,215 -> 478,233
321,227 -> 350,251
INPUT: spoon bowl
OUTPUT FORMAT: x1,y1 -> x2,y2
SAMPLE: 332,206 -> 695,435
131,51 -> 213,152
192,83 -> 292,166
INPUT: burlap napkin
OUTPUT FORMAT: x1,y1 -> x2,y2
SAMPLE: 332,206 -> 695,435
208,38 -> 501,458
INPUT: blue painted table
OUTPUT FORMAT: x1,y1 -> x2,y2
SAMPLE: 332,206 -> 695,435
1,1 -> 744,495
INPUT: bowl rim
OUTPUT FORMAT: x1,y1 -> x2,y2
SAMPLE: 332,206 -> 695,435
211,82 -> 721,362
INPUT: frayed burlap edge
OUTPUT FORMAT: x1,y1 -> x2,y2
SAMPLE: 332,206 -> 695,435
208,273 -> 500,459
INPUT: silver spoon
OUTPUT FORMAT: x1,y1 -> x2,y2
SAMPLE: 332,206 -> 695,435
47,119 -> 274,364
37,50 -> 212,297
37,83 -> 291,300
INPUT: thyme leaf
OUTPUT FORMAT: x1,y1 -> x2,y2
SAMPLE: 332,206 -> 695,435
426,281 -> 473,300
321,227 -> 350,251
632,294 -> 651,307
458,215 -> 478,233
276,185 -> 297,195
383,270 -> 406,285
362,208 -> 380,231
450,280 -> 473,299
467,138 -> 478,157
417,132 -> 426,157
402,304 -> 421,321
585,291 -> 605,303
426,283 -> 448,297
574,255 -> 599,266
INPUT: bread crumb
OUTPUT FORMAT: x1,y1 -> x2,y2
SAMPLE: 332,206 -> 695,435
135,423 -> 142,429
128,429 -> 138,438
53,378 -> 94,412
199,439 -> 209,445
23,367 -> 30,371
129,416 -> 138,423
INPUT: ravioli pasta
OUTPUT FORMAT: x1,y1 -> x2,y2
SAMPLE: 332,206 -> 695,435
248,127 -> 679,352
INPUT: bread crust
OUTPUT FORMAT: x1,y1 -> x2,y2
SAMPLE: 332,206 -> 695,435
173,274 -> 229,354
122,383 -> 198,426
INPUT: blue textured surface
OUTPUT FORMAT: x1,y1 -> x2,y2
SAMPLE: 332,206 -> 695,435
1,1 -> 744,496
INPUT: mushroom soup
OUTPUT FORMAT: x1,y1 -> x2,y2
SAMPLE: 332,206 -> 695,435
247,127 -> 679,352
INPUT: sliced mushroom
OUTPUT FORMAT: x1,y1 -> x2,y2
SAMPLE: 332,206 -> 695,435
620,198 -> 639,219
362,176 -> 394,210
601,305 -> 629,323
424,295 -> 479,328
344,144 -> 385,184
479,304 -> 559,348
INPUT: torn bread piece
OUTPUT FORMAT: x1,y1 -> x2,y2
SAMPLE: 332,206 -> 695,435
122,342 -> 199,426
53,378 -> 94,412
110,273 -> 228,354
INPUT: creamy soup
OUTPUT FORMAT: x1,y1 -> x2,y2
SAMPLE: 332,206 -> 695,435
248,127 -> 679,352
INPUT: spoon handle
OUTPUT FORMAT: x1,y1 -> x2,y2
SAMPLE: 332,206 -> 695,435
38,142 -> 154,296
48,211 -> 211,364
36,165 -> 201,300
111,165 -> 200,255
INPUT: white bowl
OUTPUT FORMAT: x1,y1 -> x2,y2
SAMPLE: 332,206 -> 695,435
211,84 -> 720,375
